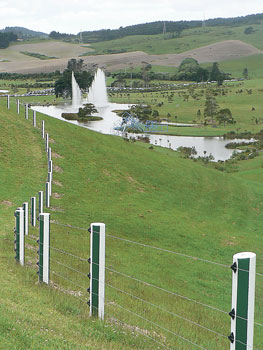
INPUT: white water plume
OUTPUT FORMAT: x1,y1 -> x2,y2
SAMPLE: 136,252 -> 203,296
87,68 -> 108,108
72,71 -> 82,108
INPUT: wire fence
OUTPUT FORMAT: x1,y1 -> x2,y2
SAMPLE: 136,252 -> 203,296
23,229 -> 263,350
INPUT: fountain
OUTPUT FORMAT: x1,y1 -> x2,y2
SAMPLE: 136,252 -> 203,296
72,72 -> 82,108
87,68 -> 108,108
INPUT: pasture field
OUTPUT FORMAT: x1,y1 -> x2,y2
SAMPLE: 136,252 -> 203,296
89,22 -> 263,55
109,78 -> 263,136
0,92 -> 263,349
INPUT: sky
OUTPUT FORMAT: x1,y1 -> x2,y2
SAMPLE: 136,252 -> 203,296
0,0 -> 262,34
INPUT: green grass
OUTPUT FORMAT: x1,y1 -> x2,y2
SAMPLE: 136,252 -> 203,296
109,78 -> 263,136
89,22 -> 263,55
1,94 -> 263,349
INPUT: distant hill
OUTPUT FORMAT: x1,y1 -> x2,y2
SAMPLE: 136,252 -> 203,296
0,26 -> 48,39
79,13 -> 263,43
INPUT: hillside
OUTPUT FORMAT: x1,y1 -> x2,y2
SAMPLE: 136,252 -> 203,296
0,26 -> 48,39
0,95 -> 263,349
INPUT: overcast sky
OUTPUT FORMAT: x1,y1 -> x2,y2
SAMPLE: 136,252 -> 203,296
0,0 -> 262,34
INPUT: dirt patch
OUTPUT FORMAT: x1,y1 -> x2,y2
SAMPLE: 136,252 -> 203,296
54,165 -> 63,173
52,192 -> 64,199
126,175 -> 145,193
49,138 -> 56,144
1,40 -> 261,74
50,281 -> 83,297
53,180 -> 63,187
49,206 -> 65,212
53,152 -> 63,159
1,200 -> 13,207
103,169 -> 111,177
0,147 -> 2,152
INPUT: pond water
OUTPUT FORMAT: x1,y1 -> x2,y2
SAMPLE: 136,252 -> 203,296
32,103 -> 253,162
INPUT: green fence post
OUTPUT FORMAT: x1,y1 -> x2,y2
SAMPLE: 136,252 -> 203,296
14,207 -> 24,266
38,213 -> 50,284
31,197 -> 36,227
23,202 -> 28,236
89,223 -> 105,320
229,252 -> 256,350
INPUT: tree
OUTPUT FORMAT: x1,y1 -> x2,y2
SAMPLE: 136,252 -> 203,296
78,103 -> 98,118
55,60 -> 93,97
243,68 -> 249,79
204,94 -> 219,124
217,108 -> 235,127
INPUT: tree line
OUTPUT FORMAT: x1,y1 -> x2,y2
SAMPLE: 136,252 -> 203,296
49,13 -> 263,43
0,32 -> 18,49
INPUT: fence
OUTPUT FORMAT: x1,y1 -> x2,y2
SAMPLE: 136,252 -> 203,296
7,95 -> 263,349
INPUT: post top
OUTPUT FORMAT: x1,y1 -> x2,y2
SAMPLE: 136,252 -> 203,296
233,252 -> 256,260
91,223 -> 105,227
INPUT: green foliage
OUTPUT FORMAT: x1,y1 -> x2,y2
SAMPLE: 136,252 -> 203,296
128,103 -> 153,121
78,103 -> 98,119
20,51 -> 57,60
244,26 -> 255,35
217,108 -> 235,127
0,32 -> 17,49
55,60 -> 93,98
204,94 -> 219,123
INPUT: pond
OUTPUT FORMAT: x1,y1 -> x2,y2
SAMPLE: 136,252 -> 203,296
32,103 -> 254,162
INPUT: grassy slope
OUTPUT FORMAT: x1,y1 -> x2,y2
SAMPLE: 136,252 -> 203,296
89,22 -> 263,55
0,97 -> 263,349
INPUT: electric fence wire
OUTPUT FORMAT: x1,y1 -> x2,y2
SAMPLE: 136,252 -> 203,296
49,221 -> 263,277
48,257 -> 229,342
24,236 -> 263,328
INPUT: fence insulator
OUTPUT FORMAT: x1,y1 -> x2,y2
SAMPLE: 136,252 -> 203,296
23,202 -> 29,236
230,252 -> 256,350
31,197 -> 36,227
39,191 -> 44,215
14,207 -> 24,266
89,223 -> 105,320
38,213 -> 50,284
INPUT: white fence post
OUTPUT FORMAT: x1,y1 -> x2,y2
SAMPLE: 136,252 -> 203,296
48,160 -> 53,173
38,213 -> 50,284
45,133 -> 49,152
229,252 -> 256,349
33,110 -> 36,127
48,147 -> 52,162
14,207 -> 24,266
42,121 -> 45,139
7,95 -> 10,109
23,202 -> 28,236
48,172 -> 52,195
17,99 -> 20,114
39,191 -> 43,215
25,104 -> 29,120
31,197 -> 36,227
89,223 -> 105,320
45,182 -> 50,208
